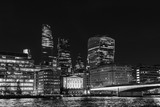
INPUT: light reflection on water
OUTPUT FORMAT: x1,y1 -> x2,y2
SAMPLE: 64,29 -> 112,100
0,96 -> 160,107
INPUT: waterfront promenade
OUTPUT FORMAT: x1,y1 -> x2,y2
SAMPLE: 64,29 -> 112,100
0,96 -> 160,106
0,94 -> 62,99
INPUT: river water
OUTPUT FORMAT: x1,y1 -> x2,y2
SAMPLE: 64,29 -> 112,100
0,96 -> 160,107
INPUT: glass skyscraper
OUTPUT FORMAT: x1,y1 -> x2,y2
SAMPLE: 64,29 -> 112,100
87,36 -> 115,69
41,24 -> 54,66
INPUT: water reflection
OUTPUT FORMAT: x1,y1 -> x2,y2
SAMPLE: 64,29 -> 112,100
0,97 -> 159,107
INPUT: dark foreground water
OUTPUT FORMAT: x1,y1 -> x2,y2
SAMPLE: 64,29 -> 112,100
1,96 -> 160,107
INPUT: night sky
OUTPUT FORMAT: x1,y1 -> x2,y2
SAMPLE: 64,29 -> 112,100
1,1 -> 160,66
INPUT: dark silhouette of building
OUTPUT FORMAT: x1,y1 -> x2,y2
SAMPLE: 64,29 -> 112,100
74,54 -> 85,73
83,66 -> 90,95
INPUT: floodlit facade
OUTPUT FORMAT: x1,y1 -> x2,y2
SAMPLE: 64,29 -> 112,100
90,65 -> 132,88
0,51 -> 38,95
57,37 -> 72,76
87,36 -> 115,69
63,76 -> 83,89
41,24 -> 54,66
62,75 -> 83,95
37,68 -> 60,95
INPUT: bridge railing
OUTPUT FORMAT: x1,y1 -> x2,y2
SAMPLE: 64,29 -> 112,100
100,81 -> 160,88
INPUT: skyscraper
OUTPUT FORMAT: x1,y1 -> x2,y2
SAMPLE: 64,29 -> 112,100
37,68 -> 60,95
57,37 -> 72,76
87,36 -> 115,69
75,54 -> 84,68
41,24 -> 54,66
74,54 -> 85,74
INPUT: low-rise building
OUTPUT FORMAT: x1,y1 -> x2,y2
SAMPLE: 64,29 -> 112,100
90,65 -> 132,88
134,65 -> 160,84
0,51 -> 38,95
37,67 -> 60,95
62,75 -> 83,96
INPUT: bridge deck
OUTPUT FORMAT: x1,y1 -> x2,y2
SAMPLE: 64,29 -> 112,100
91,83 -> 160,92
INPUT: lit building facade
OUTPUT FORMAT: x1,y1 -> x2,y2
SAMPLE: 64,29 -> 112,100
90,65 -> 132,88
33,65 -> 41,95
0,51 -> 38,95
41,24 -> 54,66
57,37 -> 72,76
37,67 -> 60,95
87,36 -> 115,69
62,75 -> 83,96
134,65 -> 160,84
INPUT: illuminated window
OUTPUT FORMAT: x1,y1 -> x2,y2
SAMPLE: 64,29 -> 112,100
21,83 -> 33,86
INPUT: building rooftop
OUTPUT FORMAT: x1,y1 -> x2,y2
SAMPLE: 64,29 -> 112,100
0,51 -> 28,58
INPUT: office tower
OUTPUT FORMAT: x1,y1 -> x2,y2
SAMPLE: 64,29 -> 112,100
37,68 -> 60,95
90,65 -> 132,88
87,36 -> 115,69
74,54 -> 85,77
0,51 -> 39,95
134,65 -> 160,84
41,24 -> 54,66
57,37 -> 72,76
75,54 -> 85,71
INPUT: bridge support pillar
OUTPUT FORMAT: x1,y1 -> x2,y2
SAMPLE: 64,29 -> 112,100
118,91 -> 143,97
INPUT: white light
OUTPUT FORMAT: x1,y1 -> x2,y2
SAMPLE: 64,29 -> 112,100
23,49 -> 29,54
136,69 -> 140,72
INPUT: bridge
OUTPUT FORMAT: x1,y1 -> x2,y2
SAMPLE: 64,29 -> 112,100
90,83 -> 160,92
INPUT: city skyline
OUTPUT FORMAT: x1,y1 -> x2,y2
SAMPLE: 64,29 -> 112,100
1,1 -> 160,65
1,1 -> 160,106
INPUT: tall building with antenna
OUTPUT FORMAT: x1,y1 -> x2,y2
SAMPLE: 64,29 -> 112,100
41,24 -> 54,66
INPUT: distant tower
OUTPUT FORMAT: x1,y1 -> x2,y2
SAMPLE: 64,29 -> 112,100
57,37 -> 72,75
75,53 -> 85,71
41,24 -> 54,66
87,35 -> 115,69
